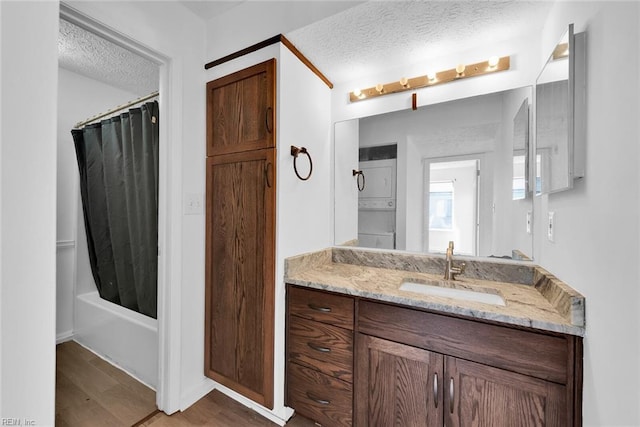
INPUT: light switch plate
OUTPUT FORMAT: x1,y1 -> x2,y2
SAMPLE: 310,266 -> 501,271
184,192 -> 204,215
526,211 -> 532,234
547,211 -> 555,242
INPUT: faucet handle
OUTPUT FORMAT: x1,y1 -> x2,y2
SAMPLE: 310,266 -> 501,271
459,262 -> 466,274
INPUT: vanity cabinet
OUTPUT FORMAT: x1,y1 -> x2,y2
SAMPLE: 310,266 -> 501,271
286,286 -> 582,426
286,286 -> 354,426
357,300 -> 581,427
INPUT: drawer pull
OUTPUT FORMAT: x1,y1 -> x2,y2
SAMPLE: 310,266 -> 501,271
307,342 -> 331,353
308,303 -> 331,313
306,392 -> 330,405
433,373 -> 438,408
449,377 -> 454,414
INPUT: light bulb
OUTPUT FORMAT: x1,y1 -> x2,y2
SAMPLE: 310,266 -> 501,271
455,64 -> 466,75
426,71 -> 436,81
375,83 -> 384,93
353,88 -> 362,98
488,56 -> 499,68
399,77 -> 409,87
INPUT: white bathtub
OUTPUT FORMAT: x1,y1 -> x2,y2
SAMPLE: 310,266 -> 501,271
74,291 -> 158,389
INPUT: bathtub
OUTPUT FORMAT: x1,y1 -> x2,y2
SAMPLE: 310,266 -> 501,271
74,291 -> 158,389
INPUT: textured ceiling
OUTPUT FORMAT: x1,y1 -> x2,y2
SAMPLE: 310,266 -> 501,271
57,1 -> 553,94
58,18 -> 159,96
287,1 -> 553,83
179,0 -> 244,20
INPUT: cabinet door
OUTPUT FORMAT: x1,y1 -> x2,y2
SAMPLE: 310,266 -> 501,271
204,148 -> 276,408
206,59 -> 276,156
445,357 -> 567,427
355,334 -> 443,427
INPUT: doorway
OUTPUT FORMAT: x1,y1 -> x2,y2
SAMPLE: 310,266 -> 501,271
57,4 -> 171,411
425,158 -> 480,256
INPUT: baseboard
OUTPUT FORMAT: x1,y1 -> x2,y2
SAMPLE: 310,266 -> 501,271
180,378 -> 291,426
180,378 -> 216,411
56,330 -> 74,344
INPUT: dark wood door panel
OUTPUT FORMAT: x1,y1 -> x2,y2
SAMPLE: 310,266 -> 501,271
204,148 -> 276,408
355,333 -> 444,427
207,59 -> 275,156
446,357 -> 567,427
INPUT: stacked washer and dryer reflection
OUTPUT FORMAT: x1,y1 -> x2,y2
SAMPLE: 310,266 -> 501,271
357,145 -> 397,249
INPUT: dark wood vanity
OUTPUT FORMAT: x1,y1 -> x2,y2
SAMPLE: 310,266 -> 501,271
286,284 -> 582,426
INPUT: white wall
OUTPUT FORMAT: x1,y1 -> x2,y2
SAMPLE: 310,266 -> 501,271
56,68 -> 141,339
0,1 -> 59,423
534,2 -> 640,425
202,43 -> 333,423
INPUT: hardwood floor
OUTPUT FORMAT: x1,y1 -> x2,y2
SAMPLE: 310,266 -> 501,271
56,341 -> 315,427
56,341 -> 157,426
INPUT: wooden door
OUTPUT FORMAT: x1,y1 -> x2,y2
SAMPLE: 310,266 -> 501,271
355,333 -> 444,426
204,148 -> 276,408
206,59 -> 276,156
445,357 -> 567,427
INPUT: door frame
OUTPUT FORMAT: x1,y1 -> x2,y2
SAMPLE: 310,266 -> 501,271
59,3 -> 179,412
423,154 -> 483,256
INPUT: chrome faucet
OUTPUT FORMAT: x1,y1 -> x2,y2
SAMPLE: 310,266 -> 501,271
444,241 -> 466,281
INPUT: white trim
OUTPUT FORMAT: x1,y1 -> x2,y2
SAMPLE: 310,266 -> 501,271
180,378 -> 215,412
56,240 -> 75,249
59,2 -> 181,413
73,339 -> 156,391
56,331 -> 74,344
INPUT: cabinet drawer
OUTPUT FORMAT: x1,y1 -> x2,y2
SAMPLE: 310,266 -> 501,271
287,363 -> 352,427
288,286 -> 354,330
358,300 -> 568,384
289,316 -> 353,382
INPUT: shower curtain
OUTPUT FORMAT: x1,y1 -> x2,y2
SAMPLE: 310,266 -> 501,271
72,101 -> 159,318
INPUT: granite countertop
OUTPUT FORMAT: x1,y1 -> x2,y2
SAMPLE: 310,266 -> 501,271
284,247 -> 585,337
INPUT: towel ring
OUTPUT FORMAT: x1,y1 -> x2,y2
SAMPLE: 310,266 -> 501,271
291,145 -> 313,181
353,169 -> 365,191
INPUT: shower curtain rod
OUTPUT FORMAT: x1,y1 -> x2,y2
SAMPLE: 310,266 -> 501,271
74,90 -> 159,129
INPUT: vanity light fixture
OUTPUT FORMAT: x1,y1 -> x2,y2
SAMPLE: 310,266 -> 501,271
349,55 -> 510,103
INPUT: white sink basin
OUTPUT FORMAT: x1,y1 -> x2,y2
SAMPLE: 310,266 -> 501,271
399,280 -> 506,306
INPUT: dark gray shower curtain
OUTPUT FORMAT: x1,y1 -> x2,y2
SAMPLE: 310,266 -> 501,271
72,101 -> 159,318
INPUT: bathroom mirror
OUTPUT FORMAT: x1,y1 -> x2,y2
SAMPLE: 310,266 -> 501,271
535,23 -> 584,194
512,99 -> 530,201
334,87 -> 533,260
